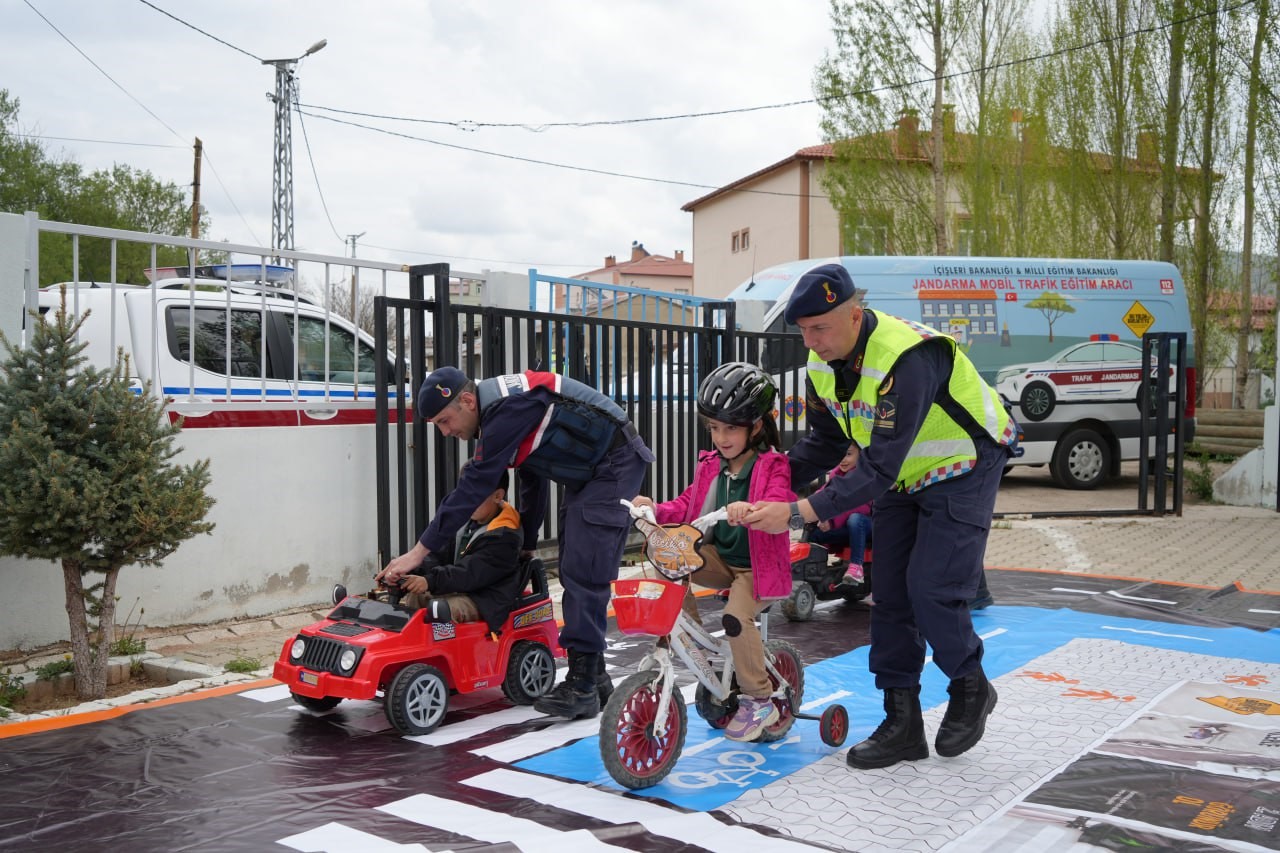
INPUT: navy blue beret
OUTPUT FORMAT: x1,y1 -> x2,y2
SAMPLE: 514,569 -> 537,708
784,263 -> 857,324
418,365 -> 470,419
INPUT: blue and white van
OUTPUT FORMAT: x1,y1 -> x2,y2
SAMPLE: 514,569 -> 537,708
737,256 -> 1196,489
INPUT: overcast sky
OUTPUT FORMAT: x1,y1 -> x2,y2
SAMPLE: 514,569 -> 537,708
4,0 -> 833,282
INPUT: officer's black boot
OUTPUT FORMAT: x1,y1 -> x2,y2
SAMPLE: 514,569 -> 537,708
595,654 -> 613,705
846,685 -> 929,769
935,668 -> 997,758
533,649 -> 602,720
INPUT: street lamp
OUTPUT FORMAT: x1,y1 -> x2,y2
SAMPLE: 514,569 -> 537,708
263,39 -> 327,263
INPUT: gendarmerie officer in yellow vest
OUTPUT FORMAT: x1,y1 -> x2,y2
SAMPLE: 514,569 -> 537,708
743,263 -> 1017,770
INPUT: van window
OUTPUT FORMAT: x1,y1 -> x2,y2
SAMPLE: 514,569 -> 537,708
286,315 -> 379,384
167,307 -> 265,377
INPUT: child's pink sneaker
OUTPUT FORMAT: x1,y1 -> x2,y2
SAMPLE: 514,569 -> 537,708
842,562 -> 864,586
724,696 -> 780,742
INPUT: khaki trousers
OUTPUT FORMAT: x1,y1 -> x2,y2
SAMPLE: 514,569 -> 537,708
402,591 -> 481,623
683,546 -> 772,697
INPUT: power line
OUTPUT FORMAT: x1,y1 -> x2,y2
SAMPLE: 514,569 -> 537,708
294,103 -> 345,246
297,0 -> 1257,134
24,0 -> 184,143
200,147 -> 265,246
360,241 -> 597,270
25,0 -> 264,247
296,107 -> 816,197
11,132 -> 183,149
135,0 -> 262,62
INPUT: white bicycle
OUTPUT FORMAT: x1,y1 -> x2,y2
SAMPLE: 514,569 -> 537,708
598,500 -> 848,790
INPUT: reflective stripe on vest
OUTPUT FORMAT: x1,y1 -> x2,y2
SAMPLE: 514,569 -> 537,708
808,310 -> 1013,493
476,371 -> 626,486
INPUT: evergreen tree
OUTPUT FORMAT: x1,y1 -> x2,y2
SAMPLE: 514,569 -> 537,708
0,292 -> 214,699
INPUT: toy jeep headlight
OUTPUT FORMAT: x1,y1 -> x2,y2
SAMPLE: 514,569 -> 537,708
338,648 -> 358,673
290,638 -> 307,660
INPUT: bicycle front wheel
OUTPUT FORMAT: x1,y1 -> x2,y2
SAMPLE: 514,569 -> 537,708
599,671 -> 688,789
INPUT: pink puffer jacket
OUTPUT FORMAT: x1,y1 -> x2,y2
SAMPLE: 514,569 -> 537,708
653,449 -> 794,600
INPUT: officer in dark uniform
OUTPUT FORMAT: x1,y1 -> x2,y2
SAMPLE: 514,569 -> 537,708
378,366 -> 653,721
744,263 -> 1017,770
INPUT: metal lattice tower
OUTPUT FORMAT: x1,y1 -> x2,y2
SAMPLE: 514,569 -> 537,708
263,40 -> 325,264
266,61 -> 295,261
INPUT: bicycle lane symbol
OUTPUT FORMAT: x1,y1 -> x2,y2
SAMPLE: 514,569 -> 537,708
667,749 -> 781,790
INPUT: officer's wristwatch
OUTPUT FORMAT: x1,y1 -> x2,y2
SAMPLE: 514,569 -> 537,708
788,501 -> 805,531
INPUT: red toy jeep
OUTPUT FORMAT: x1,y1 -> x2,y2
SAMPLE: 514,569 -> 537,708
272,558 -> 563,735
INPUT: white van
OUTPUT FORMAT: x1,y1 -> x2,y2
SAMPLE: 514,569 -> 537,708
741,256 -> 1196,489
37,264 -> 398,427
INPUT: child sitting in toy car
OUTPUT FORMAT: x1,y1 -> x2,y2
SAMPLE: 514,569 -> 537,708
378,466 -> 525,633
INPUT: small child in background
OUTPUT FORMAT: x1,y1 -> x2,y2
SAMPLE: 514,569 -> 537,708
810,441 -> 873,587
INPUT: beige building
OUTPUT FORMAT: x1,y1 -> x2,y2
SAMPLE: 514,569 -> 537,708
682,144 -> 840,300
573,241 -> 693,295
682,112 -> 1182,300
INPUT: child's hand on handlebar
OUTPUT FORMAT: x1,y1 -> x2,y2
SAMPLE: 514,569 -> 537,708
725,501 -> 751,525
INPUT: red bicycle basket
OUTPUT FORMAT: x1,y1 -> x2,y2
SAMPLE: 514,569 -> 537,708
611,578 -> 685,636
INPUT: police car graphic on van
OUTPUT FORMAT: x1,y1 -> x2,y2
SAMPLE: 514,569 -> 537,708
994,336 -> 1168,423
734,256 -> 1195,490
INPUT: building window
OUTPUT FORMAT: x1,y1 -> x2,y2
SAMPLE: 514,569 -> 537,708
955,217 -> 974,256
923,303 -> 935,316
731,231 -> 740,253
741,228 -> 750,251
984,303 -> 995,316
841,212 -> 890,255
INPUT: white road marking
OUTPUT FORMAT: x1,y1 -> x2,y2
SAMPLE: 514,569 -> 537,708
469,716 -> 600,762
1051,587 -> 1100,595
405,705 -> 545,747
239,683 -> 292,702
464,768 -> 827,851
278,822 -> 435,852
1105,590 -> 1177,605
800,690 -> 852,712
1248,608 -> 1280,615
1028,521 -> 1092,571
1101,625 -> 1211,642
378,793 -> 626,851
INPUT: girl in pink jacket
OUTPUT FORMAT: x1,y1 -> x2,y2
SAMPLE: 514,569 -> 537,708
632,362 -> 793,742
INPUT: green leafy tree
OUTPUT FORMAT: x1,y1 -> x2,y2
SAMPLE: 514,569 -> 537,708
0,292 -> 215,699
1023,291 -> 1076,341
0,89 -> 201,285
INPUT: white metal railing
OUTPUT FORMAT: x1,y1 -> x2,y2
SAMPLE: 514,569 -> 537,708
20,213 -> 475,413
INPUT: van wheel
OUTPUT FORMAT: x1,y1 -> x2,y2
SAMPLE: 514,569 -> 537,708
1019,382 -> 1055,422
1051,428 -> 1109,490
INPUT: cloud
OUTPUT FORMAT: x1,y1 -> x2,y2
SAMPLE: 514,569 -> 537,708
4,0 -> 832,278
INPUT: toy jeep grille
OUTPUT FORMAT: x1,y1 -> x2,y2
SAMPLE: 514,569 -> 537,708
298,636 -> 345,672
321,622 -> 371,638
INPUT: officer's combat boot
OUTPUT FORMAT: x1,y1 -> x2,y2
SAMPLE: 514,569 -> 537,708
595,654 -> 613,705
533,649 -> 602,720
935,668 -> 997,758
846,685 -> 929,770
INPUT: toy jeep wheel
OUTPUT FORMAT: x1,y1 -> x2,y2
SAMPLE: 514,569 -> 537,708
385,663 -> 450,735
502,641 -> 556,705
291,692 -> 342,713
781,581 -> 816,621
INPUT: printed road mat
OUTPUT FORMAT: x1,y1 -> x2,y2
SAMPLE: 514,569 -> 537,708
1,568 -> 1279,852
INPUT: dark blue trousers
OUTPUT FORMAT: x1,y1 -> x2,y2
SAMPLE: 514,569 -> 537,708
867,440 -> 1005,689
556,434 -> 652,654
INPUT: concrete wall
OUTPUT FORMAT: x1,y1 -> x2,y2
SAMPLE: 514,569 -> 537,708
0,212 -> 28,347
0,423 -> 389,650
1214,405 -> 1279,509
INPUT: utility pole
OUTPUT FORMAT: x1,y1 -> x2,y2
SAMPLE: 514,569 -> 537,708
348,231 -> 366,325
191,137 -> 203,266
263,39 -> 327,265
